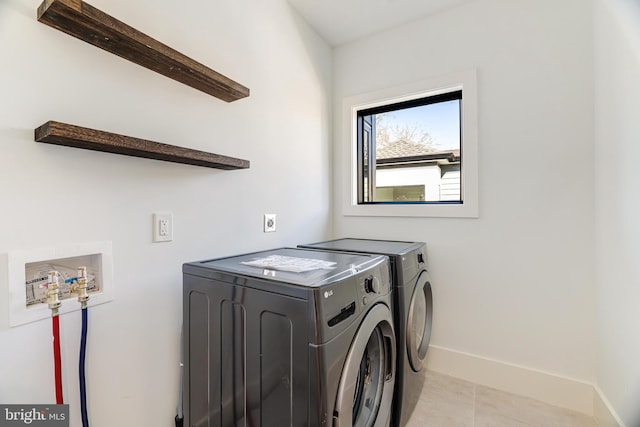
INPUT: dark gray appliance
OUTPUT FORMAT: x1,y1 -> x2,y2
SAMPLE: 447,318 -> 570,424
299,239 -> 432,427
182,247 -> 396,427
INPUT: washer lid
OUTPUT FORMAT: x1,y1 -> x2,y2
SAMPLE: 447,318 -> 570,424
301,238 -> 424,256
186,247 -> 386,287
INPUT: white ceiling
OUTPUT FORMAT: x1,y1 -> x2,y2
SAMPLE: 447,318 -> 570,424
287,0 -> 475,46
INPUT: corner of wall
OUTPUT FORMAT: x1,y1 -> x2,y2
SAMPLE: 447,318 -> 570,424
594,386 -> 624,427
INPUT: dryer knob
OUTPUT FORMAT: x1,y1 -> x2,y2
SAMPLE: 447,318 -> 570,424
364,276 -> 379,294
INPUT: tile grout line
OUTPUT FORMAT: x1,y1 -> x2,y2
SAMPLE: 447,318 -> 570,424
472,383 -> 476,427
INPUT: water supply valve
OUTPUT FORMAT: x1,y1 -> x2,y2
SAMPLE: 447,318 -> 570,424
75,266 -> 90,308
46,271 -> 61,316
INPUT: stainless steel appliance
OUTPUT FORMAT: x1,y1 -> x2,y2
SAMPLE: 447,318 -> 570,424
299,239 -> 433,427
183,247 -> 396,427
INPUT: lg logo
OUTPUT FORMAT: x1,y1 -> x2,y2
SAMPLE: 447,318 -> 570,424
324,290 -> 334,299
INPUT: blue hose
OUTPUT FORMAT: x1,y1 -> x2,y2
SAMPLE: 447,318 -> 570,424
80,307 -> 89,427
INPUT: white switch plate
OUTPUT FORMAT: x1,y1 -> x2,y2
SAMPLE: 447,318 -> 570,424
264,214 -> 277,232
153,212 -> 173,242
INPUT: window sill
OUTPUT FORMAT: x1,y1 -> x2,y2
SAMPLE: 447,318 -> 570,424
343,202 -> 478,218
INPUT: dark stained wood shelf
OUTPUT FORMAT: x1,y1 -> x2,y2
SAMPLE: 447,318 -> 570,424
35,121 -> 250,170
37,0 -> 249,102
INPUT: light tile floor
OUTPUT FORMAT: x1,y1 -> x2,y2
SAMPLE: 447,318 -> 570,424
405,371 -> 599,427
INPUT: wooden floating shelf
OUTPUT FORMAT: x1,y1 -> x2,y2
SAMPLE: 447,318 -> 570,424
35,121 -> 250,170
37,0 -> 249,102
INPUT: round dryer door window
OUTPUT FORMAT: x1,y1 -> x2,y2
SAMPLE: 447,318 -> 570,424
334,304 -> 396,427
406,271 -> 433,372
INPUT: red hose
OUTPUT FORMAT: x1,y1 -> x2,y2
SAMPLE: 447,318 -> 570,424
53,315 -> 64,404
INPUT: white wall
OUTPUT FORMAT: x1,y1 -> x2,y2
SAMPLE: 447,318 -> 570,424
0,0 -> 331,425
594,0 -> 640,425
376,164 -> 442,201
333,0 -> 596,382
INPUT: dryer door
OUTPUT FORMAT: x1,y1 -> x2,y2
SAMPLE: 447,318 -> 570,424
406,270 -> 433,372
334,304 -> 396,427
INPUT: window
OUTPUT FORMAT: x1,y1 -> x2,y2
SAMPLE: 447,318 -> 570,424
357,91 -> 462,204
341,70 -> 478,218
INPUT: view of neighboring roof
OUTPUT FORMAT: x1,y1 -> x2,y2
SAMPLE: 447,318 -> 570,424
376,139 -> 460,161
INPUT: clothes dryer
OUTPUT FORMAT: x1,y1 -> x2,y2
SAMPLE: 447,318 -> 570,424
182,247 -> 396,427
299,239 -> 432,427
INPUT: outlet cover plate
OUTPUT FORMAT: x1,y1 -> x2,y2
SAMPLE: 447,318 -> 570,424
153,212 -> 173,242
264,214 -> 276,232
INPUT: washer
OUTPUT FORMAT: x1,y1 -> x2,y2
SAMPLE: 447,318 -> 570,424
182,247 -> 396,427
299,239 -> 433,427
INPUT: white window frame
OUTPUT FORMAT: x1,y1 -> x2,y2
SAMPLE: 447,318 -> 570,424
341,69 -> 478,218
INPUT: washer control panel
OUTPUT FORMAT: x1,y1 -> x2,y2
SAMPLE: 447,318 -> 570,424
358,265 -> 390,307
364,276 -> 380,294
321,257 -> 390,335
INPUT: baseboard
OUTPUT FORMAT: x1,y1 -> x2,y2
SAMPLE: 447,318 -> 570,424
594,385 -> 623,427
424,345 -> 595,415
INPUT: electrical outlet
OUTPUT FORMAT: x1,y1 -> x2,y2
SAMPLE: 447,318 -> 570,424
264,214 -> 277,232
153,212 -> 173,242
159,219 -> 169,236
